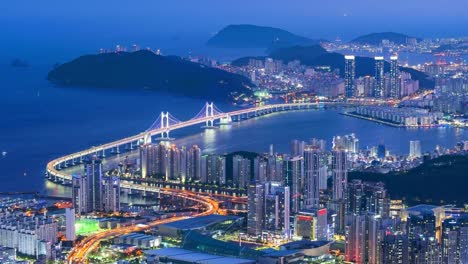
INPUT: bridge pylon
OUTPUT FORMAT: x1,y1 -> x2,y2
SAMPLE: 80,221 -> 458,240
157,112 -> 175,141
202,102 -> 216,129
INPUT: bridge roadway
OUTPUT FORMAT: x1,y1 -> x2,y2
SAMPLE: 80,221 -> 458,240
68,183 -> 219,263
46,102 -> 324,181
54,102 -> 324,263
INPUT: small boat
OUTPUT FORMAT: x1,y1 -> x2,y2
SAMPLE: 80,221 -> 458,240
1,151 -> 6,157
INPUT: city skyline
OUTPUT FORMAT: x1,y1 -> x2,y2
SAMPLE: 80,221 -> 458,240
0,1 -> 467,263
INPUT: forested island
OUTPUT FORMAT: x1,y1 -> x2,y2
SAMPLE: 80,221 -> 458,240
48,50 -> 254,100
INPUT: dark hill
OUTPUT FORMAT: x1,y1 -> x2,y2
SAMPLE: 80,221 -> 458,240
47,50 -> 254,100
207,24 -> 322,50
231,45 -> 434,88
349,155 -> 468,206
350,32 -> 421,45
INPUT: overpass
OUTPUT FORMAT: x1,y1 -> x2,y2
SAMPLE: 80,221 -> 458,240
46,101 -> 327,182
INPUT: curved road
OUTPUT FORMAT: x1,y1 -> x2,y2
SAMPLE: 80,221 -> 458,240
48,103 -> 326,263
68,185 -> 220,263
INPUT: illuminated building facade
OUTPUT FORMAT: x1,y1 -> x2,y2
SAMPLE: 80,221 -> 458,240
345,55 -> 356,97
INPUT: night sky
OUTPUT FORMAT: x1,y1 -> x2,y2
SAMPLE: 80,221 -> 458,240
1,0 -> 467,62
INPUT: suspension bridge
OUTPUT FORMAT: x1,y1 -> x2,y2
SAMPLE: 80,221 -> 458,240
46,101 -> 327,182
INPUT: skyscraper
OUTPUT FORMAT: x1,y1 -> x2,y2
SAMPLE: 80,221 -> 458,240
201,154 -> 226,184
165,144 -> 181,181
140,143 -> 157,178
333,134 -> 359,154
345,214 -> 367,263
283,156 -> 304,213
409,140 -> 422,159
232,155 -> 251,188
187,145 -> 202,182
374,56 -> 385,98
442,217 -> 468,264
103,176 -> 120,213
390,56 -> 400,98
84,156 -> 103,212
247,183 -> 264,236
382,232 -> 409,264
72,174 -> 88,216
345,55 -> 356,98
332,150 -> 348,201
65,208 -> 76,241
72,156 -> 120,214
264,183 -> 290,236
303,145 -> 326,209
254,157 -> 267,183
291,139 -> 305,157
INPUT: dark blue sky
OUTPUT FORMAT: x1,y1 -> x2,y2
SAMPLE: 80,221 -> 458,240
1,0 -> 467,63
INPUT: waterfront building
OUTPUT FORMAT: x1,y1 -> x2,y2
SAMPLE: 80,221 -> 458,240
72,174 -> 88,216
65,208 -> 76,241
103,176 -> 120,213
390,56 -> 400,98
73,156 -> 120,214
333,134 -> 359,153
310,138 -> 326,151
140,143 -> 157,178
409,140 -> 422,159
165,144 -> 181,181
84,156 -> 103,212
354,106 -> 442,127
291,139 -> 306,157
187,145 -> 202,182
374,56 -> 385,98
247,183 -> 264,236
345,55 -> 356,97
377,144 -> 386,159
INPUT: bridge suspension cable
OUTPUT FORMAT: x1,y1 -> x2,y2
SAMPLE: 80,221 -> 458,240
190,102 -> 224,120
146,111 -> 182,131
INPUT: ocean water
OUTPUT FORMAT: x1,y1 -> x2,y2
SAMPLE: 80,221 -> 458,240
0,65 -> 466,195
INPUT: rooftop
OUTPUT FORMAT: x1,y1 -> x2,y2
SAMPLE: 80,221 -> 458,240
280,240 -> 330,250
144,248 -> 255,264
159,215 -> 241,230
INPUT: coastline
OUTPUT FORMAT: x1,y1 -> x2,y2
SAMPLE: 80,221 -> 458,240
341,112 -> 440,128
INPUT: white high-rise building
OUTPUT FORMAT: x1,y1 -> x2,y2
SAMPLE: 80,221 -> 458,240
390,56 -> 400,98
345,55 -> 356,98
409,140 -> 422,159
332,150 -> 348,201
103,176 -> 120,213
0,213 -> 58,259
303,146 -> 326,209
374,56 -> 385,98
65,208 -> 76,241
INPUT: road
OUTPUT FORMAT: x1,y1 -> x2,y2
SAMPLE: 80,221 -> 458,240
68,185 -> 220,263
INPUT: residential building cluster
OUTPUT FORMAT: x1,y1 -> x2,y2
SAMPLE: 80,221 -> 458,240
72,156 -> 121,215
353,106 -> 443,126
0,212 -> 58,261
